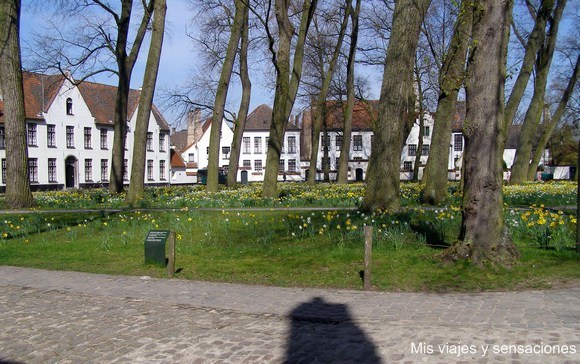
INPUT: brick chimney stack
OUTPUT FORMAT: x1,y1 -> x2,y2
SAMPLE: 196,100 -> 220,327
187,108 -> 202,146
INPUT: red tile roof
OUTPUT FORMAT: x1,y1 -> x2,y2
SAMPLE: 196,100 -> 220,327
324,100 -> 379,131
77,81 -> 140,126
170,149 -> 187,168
0,72 -> 169,131
23,72 -> 65,121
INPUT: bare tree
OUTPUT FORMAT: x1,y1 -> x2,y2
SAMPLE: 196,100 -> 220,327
336,0 -> 361,184
361,0 -> 431,212
503,0 -> 556,132
305,1 -> 351,184
443,0 -> 520,266
261,0 -> 318,198
27,0 -> 154,194
206,0 -> 249,192
126,0 -> 167,204
161,0 -> 255,188
225,3 -> 252,188
0,0 -> 34,208
510,0 -> 567,183
528,55 -> 579,176
421,0 -> 472,205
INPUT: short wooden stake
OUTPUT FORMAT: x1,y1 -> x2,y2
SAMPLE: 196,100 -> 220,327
167,231 -> 176,278
364,225 -> 372,291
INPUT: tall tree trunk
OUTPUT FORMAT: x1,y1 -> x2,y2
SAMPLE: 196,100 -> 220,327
262,0 -> 318,198
322,120 -> 330,181
109,0 -> 154,194
509,0 -> 565,184
226,5 -> 251,188
412,61 -> 425,182
421,0 -> 472,205
503,0 -> 554,132
0,0 -> 33,208
361,0 -> 431,212
337,0 -> 360,185
528,55 -> 579,180
443,0 -> 519,267
307,2 -> 351,184
412,110 -> 424,182
126,0 -> 167,204
110,73 -> 130,192
207,0 -> 247,193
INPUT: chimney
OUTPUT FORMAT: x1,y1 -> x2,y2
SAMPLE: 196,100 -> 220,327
187,108 -> 202,145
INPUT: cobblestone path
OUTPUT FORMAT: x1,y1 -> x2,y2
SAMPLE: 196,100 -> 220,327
0,266 -> 578,363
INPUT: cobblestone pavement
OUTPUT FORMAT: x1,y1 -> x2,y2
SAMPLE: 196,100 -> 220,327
0,266 -> 578,363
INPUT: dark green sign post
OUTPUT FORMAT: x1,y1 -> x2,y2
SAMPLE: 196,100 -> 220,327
144,230 -> 176,277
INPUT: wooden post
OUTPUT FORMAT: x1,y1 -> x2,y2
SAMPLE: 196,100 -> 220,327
364,225 -> 372,291
167,231 -> 176,278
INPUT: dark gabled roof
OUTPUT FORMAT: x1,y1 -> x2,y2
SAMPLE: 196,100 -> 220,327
245,104 -> 300,130
246,104 -> 272,130
170,129 -> 188,151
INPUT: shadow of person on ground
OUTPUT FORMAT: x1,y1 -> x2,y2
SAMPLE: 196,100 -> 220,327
284,296 -> 381,363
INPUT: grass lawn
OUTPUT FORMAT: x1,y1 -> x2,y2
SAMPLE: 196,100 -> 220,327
1,205 -> 578,292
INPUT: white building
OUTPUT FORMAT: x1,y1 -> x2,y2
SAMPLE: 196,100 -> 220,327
176,110 -> 235,184
0,72 -> 171,191
300,100 -> 434,181
299,100 -> 551,183
240,105 -> 302,182
171,105 -> 302,184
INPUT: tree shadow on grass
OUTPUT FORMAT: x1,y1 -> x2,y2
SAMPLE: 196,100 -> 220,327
409,221 -> 452,249
284,297 -> 381,363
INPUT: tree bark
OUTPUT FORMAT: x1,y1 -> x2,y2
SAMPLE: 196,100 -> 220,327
226,4 -> 251,188
509,0 -> 566,184
421,0 -> 472,205
126,0 -> 167,204
262,0 -> 318,198
443,0 -> 520,267
361,0 -> 431,212
528,55 -> 579,180
0,0 -> 34,208
337,0 -> 361,184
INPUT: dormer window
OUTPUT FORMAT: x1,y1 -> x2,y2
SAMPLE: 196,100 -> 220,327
66,98 -> 73,115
